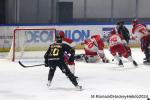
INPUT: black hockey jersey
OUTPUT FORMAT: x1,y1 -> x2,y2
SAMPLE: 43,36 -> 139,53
44,43 -> 73,61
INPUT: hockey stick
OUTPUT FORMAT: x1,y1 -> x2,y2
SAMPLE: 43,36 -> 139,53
18,61 -> 45,68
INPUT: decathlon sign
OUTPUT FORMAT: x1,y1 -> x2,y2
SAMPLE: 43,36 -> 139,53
24,29 -> 90,43
24,30 -> 55,43
58,30 -> 90,42
56,25 -> 100,43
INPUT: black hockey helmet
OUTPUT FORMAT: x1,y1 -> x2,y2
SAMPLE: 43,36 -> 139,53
55,34 -> 62,43
117,20 -> 124,25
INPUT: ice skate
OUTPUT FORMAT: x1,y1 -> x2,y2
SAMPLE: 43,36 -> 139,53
118,60 -> 124,67
143,58 -> 146,61
84,56 -> 89,63
143,59 -> 150,65
76,85 -> 82,91
133,60 -> 138,67
102,58 -> 109,63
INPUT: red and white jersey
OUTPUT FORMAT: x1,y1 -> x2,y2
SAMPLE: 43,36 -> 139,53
58,31 -> 76,47
83,39 -> 98,53
91,35 -> 104,50
82,36 -> 105,55
62,37 -> 76,47
132,24 -> 149,40
109,34 -> 123,47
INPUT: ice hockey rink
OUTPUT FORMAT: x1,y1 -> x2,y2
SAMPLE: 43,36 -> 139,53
0,48 -> 150,100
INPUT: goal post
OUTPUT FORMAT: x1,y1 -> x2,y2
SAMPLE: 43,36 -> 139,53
8,28 -> 56,61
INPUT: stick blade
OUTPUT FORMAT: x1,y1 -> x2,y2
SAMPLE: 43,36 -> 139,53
18,61 -> 44,68
18,61 -> 26,68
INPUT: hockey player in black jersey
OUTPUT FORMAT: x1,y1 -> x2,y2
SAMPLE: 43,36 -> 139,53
117,20 -> 130,44
44,34 -> 82,90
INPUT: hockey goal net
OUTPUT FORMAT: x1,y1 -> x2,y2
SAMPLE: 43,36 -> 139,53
7,28 -> 56,61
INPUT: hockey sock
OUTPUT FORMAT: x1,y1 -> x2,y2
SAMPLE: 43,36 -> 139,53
114,55 -> 124,66
128,56 -> 138,66
119,59 -> 123,66
67,73 -> 78,87
48,67 -> 56,82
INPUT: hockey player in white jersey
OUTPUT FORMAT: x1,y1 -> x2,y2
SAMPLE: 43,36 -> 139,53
131,19 -> 150,64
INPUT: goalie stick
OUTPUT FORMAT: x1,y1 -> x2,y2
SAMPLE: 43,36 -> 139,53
18,61 -> 44,68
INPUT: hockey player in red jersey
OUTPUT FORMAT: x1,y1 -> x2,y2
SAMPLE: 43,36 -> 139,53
80,34 -> 109,63
58,31 -> 76,74
131,19 -> 150,64
109,28 -> 138,67
59,31 -> 76,47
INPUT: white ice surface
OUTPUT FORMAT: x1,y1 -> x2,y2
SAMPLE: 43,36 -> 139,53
0,48 -> 150,100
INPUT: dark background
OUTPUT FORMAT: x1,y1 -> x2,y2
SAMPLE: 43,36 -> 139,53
0,0 -> 150,24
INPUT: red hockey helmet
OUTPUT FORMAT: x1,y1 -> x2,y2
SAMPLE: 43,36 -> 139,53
58,31 -> 65,38
110,28 -> 116,35
132,19 -> 138,26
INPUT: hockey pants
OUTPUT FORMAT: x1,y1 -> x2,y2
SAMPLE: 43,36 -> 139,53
48,61 -> 78,86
